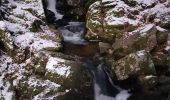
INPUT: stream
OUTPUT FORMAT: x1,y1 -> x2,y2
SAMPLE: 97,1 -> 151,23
43,0 -> 131,100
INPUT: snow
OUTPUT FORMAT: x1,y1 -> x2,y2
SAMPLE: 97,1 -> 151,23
165,46 -> 170,51
47,0 -> 63,20
0,74 -> 13,100
145,75 -> 156,79
0,21 -> 6,30
46,57 -> 71,77
14,32 -> 60,52
136,0 -> 158,6
156,26 -> 166,32
136,50 -> 145,57
105,16 -> 138,26
140,24 -> 154,33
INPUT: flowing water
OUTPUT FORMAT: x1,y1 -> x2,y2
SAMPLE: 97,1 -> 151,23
43,0 -> 131,100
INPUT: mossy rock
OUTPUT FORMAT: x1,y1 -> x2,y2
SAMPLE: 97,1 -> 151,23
14,76 -> 60,99
112,50 -> 156,80
30,20 -> 43,32
112,24 -> 157,59
44,56 -> 92,100
0,29 -> 13,54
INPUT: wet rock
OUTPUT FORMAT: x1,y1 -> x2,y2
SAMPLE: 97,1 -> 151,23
137,75 -> 158,91
152,51 -> 170,75
112,50 -> 156,80
112,24 -> 157,59
67,0 -> 80,7
99,42 -> 111,54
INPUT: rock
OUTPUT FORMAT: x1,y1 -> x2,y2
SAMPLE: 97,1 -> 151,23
12,52 -> 92,100
85,0 -> 138,43
112,24 -> 157,59
67,0 -> 80,7
160,14 -> 170,29
30,20 -> 43,32
137,75 -> 158,91
32,53 -> 48,75
14,76 -> 61,99
85,1 -> 104,41
0,22 -> 13,54
44,55 -> 92,100
112,50 -> 156,80
136,0 -> 157,8
156,26 -> 169,44
99,42 -> 111,54
151,51 -> 170,75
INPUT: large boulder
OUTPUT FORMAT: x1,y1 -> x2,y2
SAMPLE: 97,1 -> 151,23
85,0 -> 139,43
112,50 -> 156,80
13,52 -> 92,100
112,24 -> 157,59
44,55 -> 92,100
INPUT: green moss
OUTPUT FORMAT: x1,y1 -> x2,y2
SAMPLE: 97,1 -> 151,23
132,35 -> 148,51
30,20 -> 42,32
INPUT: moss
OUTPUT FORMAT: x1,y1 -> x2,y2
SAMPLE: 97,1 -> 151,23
0,29 -> 13,53
132,35 -> 148,51
30,20 -> 42,32
44,71 -> 68,85
24,8 -> 37,17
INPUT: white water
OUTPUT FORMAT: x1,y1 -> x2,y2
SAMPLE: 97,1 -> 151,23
93,64 -> 131,100
58,22 -> 87,44
47,0 -> 63,20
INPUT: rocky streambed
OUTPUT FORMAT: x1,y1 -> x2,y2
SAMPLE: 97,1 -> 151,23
0,0 -> 170,100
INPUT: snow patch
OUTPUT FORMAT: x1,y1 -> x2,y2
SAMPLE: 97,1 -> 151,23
46,57 -> 71,77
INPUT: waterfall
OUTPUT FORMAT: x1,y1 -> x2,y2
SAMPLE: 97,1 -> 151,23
58,22 -> 86,44
84,60 -> 131,100
47,0 -> 63,20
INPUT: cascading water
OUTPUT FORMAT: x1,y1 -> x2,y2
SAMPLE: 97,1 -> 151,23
58,22 -> 87,44
42,0 -> 131,100
84,59 -> 130,100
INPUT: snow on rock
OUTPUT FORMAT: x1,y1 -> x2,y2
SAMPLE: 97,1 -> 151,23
136,0 -> 158,7
46,57 -> 71,77
0,74 -> 13,100
0,21 -> 6,30
14,32 -> 61,52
